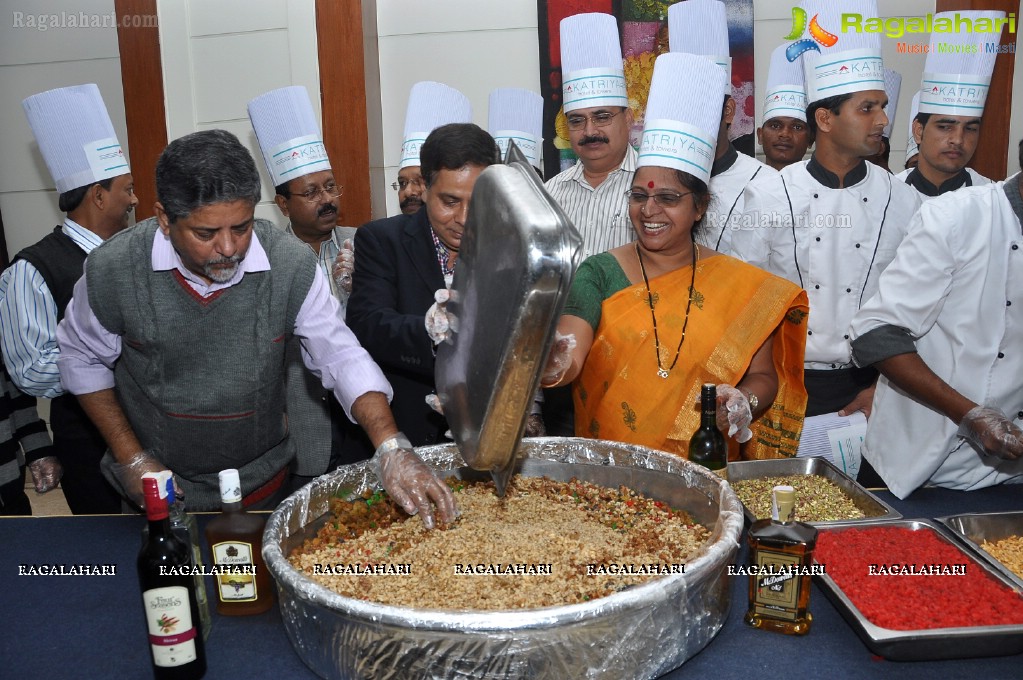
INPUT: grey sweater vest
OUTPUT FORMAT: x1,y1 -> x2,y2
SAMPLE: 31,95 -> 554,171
88,217 -> 316,509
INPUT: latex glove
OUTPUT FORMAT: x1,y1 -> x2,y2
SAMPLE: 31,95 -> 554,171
111,450 -> 171,508
716,384 -> 753,444
373,434 -> 457,529
27,456 -> 63,494
957,406 -> 1023,460
540,332 -> 576,386
331,238 -> 354,296
425,288 -> 456,345
424,394 -> 453,440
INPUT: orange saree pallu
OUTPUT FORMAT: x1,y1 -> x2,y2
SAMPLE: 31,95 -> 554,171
573,255 -> 808,460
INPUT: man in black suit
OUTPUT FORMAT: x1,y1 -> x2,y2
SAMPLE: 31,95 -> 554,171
346,123 -> 501,446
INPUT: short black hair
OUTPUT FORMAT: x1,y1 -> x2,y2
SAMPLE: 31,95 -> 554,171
419,123 -> 501,188
156,129 -> 262,223
915,112 -> 932,129
275,182 -> 291,199
805,93 -> 853,136
58,177 -> 114,213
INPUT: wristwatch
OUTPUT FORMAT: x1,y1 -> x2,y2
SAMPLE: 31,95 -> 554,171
744,390 -> 759,413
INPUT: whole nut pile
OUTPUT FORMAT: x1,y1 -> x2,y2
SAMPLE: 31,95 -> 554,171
732,475 -> 867,522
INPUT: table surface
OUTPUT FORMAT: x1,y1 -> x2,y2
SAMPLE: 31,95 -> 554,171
2,484 -> 1021,680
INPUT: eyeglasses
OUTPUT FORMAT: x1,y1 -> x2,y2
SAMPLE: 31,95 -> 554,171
625,189 -> 695,208
391,177 -> 425,191
293,184 -> 343,204
566,110 -> 622,131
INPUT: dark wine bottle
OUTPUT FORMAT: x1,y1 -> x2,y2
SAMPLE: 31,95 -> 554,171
138,475 -> 207,679
689,383 -> 728,477
205,469 -> 274,615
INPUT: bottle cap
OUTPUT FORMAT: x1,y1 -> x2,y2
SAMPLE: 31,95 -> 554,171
771,485 -> 796,522
142,475 -> 168,520
218,469 -> 243,504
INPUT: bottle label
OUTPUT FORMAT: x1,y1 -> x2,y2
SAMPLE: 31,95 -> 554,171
211,541 -> 258,601
751,549 -> 801,621
142,586 -> 199,667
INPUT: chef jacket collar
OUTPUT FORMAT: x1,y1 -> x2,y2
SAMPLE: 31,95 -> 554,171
710,143 -> 738,178
904,167 -> 972,197
806,153 -> 868,189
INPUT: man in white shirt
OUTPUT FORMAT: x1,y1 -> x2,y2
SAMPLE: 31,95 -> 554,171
0,84 -> 136,513
544,13 -> 636,260
894,10 -> 1000,197
849,140 -> 1023,498
732,0 -> 921,422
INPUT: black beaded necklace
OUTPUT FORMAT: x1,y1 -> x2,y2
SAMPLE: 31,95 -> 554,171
635,241 -> 698,379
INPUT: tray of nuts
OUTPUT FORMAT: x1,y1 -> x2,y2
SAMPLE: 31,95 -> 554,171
936,511 -> 1023,590
728,456 -> 900,525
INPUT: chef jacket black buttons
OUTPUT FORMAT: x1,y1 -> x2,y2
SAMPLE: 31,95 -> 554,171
1013,244 -> 1019,250
998,352 -> 1005,359
815,236 -> 821,242
855,243 -> 861,248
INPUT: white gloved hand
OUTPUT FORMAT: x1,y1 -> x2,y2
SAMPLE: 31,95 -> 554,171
716,384 -> 753,444
425,288 -> 457,345
27,456 -> 63,493
540,332 -> 576,386
957,406 -> 1023,460
331,238 -> 354,295
372,434 -> 458,529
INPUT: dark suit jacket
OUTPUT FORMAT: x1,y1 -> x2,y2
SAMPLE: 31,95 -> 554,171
346,209 -> 449,446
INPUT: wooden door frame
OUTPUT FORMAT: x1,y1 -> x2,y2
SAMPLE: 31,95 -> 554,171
936,0 -> 1018,181
115,0 -> 372,225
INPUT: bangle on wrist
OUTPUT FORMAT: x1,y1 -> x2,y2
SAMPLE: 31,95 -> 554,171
743,389 -> 759,413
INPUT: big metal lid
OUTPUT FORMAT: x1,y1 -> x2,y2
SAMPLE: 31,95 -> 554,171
434,141 -> 582,496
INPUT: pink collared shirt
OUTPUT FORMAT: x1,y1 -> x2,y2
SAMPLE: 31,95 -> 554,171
56,228 -> 391,421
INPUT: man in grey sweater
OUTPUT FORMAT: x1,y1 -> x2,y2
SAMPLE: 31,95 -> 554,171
56,130 -> 454,527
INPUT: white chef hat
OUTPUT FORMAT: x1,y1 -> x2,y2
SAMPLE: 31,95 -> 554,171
763,44 -> 807,124
919,10 -> 1004,116
905,91 -> 921,162
400,81 -> 472,169
638,52 -> 726,185
667,0 -> 731,96
22,84 -> 129,194
798,0 -> 884,105
560,13 -> 627,113
881,68 -> 902,138
247,86 -> 331,188
488,88 -> 544,169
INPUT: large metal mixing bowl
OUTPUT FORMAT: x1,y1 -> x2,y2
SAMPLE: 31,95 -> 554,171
264,438 -> 743,680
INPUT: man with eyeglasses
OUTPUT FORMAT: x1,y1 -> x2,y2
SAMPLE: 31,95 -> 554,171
544,13 -> 637,260
249,87 -> 373,482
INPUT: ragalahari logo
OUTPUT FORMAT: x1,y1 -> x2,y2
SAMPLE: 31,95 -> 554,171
784,7 -> 839,62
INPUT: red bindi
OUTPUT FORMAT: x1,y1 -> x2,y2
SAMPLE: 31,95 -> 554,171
647,181 -> 655,189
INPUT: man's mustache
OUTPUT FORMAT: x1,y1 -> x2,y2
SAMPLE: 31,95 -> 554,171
579,134 -> 609,145
317,203 -> 338,219
401,196 -> 424,211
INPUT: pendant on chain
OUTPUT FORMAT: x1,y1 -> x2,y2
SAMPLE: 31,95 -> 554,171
657,368 -> 669,379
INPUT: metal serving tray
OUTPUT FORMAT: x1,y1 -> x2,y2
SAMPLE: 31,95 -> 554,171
434,142 -> 582,495
727,456 -> 900,525
937,511 -> 1023,590
814,518 -> 1023,661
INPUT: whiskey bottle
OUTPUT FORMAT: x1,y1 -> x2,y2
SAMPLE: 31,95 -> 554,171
138,475 -> 207,679
205,469 -> 274,615
744,485 -> 817,635
689,383 -> 727,477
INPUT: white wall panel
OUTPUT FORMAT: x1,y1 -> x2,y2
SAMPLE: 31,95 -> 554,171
376,0 -> 537,37
0,0 -> 121,64
191,32 -> 293,123
188,0 -> 289,37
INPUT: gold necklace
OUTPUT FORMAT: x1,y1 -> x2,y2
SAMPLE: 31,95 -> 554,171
636,242 -> 698,379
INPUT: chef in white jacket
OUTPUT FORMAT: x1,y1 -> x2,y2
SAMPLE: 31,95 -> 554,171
667,0 -> 784,255
730,0 -> 921,421
848,140 -> 1023,499
894,10 -> 1001,197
